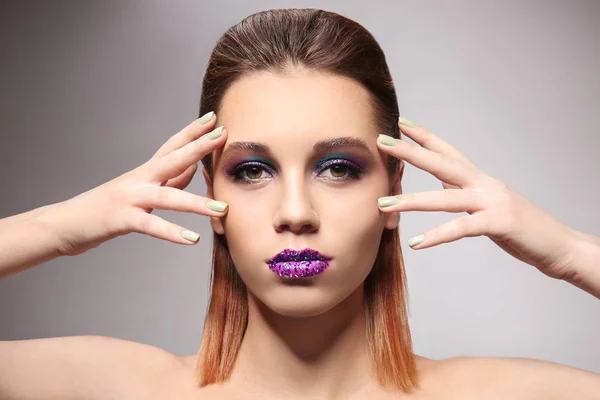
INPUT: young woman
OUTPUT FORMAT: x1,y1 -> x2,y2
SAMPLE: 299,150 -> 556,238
1,8 -> 599,400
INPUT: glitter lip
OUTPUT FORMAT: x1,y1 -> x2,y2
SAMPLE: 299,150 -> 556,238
267,248 -> 332,278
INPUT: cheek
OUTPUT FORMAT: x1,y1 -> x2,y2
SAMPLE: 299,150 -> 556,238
325,183 -> 385,228
324,186 -> 386,270
220,188 -> 272,236
328,199 -> 383,247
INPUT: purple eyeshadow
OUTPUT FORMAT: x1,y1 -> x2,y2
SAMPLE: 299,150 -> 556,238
223,152 -> 369,184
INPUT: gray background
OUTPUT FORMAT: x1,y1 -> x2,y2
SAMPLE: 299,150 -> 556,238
1,0 -> 599,373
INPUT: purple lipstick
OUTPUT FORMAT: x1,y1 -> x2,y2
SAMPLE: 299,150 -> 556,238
267,248 -> 332,278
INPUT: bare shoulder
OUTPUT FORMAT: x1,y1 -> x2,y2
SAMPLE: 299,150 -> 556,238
427,355 -> 600,399
0,335 -> 187,400
179,353 -> 198,370
70,335 -> 189,391
44,335 -> 187,375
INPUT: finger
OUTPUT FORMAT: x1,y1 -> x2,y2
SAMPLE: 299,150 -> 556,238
407,214 -> 487,250
148,126 -> 226,184
164,162 -> 198,190
397,118 -> 476,167
128,211 -> 202,245
377,189 -> 487,214
377,135 -> 487,188
152,112 -> 216,159
133,185 -> 228,216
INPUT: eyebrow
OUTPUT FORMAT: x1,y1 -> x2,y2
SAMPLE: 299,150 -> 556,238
221,136 -> 375,161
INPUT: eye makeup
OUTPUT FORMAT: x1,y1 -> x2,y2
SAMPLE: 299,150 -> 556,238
225,156 -> 275,184
224,152 -> 369,185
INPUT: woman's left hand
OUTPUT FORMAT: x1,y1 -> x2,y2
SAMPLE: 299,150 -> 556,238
376,117 -> 578,282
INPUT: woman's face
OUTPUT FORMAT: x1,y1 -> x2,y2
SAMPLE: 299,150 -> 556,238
205,70 -> 403,317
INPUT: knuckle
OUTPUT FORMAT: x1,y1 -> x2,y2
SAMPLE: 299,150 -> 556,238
453,216 -> 471,232
178,139 -> 201,159
136,213 -> 154,233
106,180 -> 131,207
136,159 -> 154,175
493,185 -> 516,211
402,192 -> 416,203
111,210 -> 133,235
193,136 -> 207,148
189,194 -> 203,211
492,204 -> 519,236
152,187 -> 171,205
418,130 -> 433,146
488,177 -> 511,192
435,154 -> 461,177
444,154 -> 464,169
174,190 -> 193,209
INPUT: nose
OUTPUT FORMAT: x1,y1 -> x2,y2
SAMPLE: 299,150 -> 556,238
273,171 -> 319,235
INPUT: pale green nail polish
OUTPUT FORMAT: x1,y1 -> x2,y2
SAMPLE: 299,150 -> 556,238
408,234 -> 425,247
198,111 -> 214,124
398,117 -> 417,128
378,134 -> 397,146
207,200 -> 228,212
181,230 -> 200,243
206,126 -> 224,140
378,196 -> 399,207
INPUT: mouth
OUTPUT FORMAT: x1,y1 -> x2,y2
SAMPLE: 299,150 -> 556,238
267,248 -> 332,279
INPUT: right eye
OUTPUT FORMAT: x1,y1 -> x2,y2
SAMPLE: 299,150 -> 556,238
229,162 -> 274,184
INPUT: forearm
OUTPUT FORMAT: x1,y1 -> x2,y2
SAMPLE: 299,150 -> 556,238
0,203 -> 64,280
564,229 -> 600,300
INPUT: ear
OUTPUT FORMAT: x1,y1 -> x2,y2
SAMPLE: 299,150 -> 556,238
384,160 -> 405,230
203,168 -> 225,235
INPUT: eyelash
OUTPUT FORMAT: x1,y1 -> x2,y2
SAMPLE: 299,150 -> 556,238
227,159 -> 365,184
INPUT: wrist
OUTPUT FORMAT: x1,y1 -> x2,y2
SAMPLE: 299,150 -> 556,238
564,228 -> 600,298
34,201 -> 71,258
0,203 -> 66,279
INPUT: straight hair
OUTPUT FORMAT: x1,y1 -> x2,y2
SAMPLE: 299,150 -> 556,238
196,8 -> 417,392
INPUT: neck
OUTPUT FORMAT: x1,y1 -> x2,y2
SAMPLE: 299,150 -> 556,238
230,283 -> 376,400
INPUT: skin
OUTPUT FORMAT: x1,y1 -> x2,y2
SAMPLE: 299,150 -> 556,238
192,68 -> 600,398
202,68 -> 407,398
2,69 -> 599,399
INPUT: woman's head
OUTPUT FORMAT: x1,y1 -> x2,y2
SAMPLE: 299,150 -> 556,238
206,68 -> 402,317
197,8 -> 417,391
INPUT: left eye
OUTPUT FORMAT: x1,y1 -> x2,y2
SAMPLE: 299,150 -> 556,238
317,160 -> 363,181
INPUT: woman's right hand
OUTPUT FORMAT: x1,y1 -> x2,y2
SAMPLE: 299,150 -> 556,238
48,112 -> 228,256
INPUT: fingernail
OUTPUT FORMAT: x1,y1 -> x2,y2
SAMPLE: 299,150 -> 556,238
378,196 -> 399,207
198,111 -> 214,124
207,200 -> 228,212
378,134 -> 398,146
181,230 -> 200,243
408,234 -> 425,247
206,126 -> 224,140
398,117 -> 417,127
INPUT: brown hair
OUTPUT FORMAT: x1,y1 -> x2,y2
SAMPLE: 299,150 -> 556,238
196,8 -> 417,392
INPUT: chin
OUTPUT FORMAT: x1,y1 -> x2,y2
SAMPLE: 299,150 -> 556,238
257,288 -> 343,318
269,304 -> 336,318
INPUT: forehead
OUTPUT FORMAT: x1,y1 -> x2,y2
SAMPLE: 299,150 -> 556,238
215,70 -> 378,153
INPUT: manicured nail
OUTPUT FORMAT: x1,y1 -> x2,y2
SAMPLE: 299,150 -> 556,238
378,134 -> 398,146
408,234 -> 425,247
207,200 -> 228,212
198,111 -> 214,124
181,230 -> 200,243
378,196 -> 399,208
398,117 -> 417,128
206,126 -> 224,140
